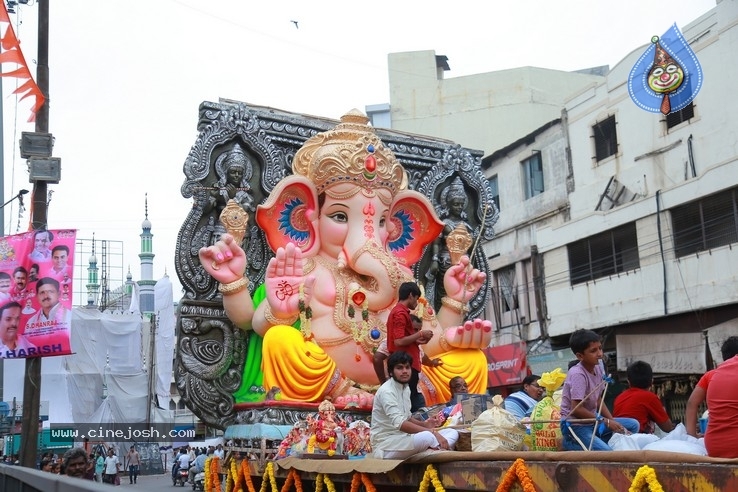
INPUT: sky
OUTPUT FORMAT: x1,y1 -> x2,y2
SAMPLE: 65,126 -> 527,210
0,0 -> 717,302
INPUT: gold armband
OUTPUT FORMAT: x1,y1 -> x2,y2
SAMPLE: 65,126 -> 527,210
218,277 -> 249,296
264,304 -> 298,326
441,296 -> 469,314
438,334 -> 452,352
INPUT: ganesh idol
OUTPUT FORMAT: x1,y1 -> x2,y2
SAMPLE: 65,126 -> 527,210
199,110 -> 493,407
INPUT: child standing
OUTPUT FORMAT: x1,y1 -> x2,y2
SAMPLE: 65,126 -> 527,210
560,329 -> 639,450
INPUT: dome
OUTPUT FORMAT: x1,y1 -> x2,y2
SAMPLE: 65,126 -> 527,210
126,270 -> 133,281
88,253 -> 97,264
141,218 -> 152,229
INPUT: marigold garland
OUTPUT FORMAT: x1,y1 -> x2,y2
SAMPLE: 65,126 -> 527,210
418,464 -> 446,492
628,465 -> 665,492
205,457 -> 212,491
242,457 -> 255,492
259,462 -> 279,492
226,463 -> 234,492
211,457 -> 222,492
299,283 -> 313,341
350,472 -> 377,492
314,473 -> 337,492
228,457 -> 241,492
495,458 -> 536,492
280,469 -> 303,492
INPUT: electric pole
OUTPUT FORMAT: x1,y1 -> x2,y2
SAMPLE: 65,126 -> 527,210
19,0 -> 49,468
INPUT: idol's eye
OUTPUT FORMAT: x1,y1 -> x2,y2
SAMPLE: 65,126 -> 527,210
666,64 -> 679,74
327,211 -> 348,223
379,216 -> 386,227
651,67 -> 664,77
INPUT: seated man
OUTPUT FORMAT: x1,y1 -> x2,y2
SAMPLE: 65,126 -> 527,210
172,447 -> 189,480
447,376 -> 469,406
371,351 -> 458,459
504,374 -> 544,420
188,449 -> 207,484
613,360 -> 674,434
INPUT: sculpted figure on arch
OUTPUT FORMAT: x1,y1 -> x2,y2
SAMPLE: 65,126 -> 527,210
199,110 -> 493,407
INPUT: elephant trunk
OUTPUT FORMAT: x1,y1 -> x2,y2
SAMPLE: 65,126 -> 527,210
341,238 -> 406,312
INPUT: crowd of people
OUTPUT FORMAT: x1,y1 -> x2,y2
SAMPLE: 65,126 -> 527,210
29,445 -> 141,484
170,444 -> 224,485
372,293 -> 738,459
36,448 -> 100,481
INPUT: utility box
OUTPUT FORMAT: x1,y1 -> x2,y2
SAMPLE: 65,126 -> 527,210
20,131 -> 54,158
28,157 -> 61,183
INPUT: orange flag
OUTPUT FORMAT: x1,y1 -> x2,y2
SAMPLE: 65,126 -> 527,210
0,3 -> 44,122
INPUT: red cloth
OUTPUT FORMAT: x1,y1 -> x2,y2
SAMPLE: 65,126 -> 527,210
697,369 -> 715,391
705,356 -> 738,458
385,302 -> 420,371
613,387 -> 670,434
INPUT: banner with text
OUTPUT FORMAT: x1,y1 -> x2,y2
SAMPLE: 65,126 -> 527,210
0,229 -> 76,358
484,341 -> 527,388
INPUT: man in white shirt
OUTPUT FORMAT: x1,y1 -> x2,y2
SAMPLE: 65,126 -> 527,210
213,444 -> 224,459
50,245 -> 70,280
28,230 -> 53,262
172,447 -> 190,480
103,448 -> 120,484
25,277 -> 69,329
0,272 -> 12,304
0,302 -> 36,358
370,350 -> 458,459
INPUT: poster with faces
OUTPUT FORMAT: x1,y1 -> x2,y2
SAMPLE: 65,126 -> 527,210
0,229 -> 76,358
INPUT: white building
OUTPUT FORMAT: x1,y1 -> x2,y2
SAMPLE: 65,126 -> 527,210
381,50 -> 606,156
378,0 -> 738,410
538,0 -> 738,373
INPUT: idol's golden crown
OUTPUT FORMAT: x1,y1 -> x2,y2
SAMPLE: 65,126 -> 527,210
292,110 -> 408,195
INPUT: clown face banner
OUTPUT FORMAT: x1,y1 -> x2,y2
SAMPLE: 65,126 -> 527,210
628,23 -> 703,115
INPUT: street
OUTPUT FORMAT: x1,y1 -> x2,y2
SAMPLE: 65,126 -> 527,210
103,472 -> 204,491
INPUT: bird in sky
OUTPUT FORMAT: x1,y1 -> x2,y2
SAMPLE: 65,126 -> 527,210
291,20 -> 298,29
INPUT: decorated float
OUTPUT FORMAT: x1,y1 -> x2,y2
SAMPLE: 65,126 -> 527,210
174,100 -> 738,491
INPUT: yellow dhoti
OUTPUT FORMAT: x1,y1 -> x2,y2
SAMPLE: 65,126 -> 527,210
420,349 -> 489,406
262,325 -> 346,401
263,325 -> 488,404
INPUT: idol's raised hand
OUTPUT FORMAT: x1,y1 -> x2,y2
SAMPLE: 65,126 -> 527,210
264,242 -> 315,319
443,255 -> 486,301
198,233 -> 247,284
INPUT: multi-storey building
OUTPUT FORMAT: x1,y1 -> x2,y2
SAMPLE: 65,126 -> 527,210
377,1 -> 738,415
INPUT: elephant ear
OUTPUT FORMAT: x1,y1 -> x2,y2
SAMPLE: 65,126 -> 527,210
387,190 -> 444,266
256,176 -> 320,256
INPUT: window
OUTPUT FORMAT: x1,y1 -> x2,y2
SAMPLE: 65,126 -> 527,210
672,188 -> 738,258
666,102 -> 695,129
593,116 -> 618,162
496,265 -> 518,313
568,223 -> 640,285
488,175 -> 500,212
522,153 -> 544,199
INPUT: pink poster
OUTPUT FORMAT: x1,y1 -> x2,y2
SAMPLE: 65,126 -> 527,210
0,229 -> 76,358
